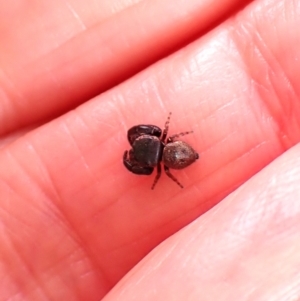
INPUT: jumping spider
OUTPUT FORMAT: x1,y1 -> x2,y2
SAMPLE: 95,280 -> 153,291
123,112 -> 199,189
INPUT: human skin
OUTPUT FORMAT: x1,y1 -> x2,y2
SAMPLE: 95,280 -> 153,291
0,0 -> 300,300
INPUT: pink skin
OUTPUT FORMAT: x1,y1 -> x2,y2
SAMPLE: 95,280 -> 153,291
0,0 -> 300,300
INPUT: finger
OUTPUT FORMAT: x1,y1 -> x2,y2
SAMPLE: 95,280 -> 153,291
0,0 -> 249,136
0,0 -> 141,136
0,0 -> 299,299
0,0 -> 142,65
104,144 -> 300,300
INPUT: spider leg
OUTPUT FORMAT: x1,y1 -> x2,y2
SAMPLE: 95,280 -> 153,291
161,112 -> 172,142
151,162 -> 162,189
164,165 -> 184,188
123,150 -> 153,175
167,130 -> 193,143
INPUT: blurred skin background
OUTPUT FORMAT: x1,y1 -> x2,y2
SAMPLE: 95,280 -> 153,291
0,0 -> 300,300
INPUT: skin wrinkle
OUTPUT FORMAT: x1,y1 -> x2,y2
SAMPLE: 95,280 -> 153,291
0,209 -> 50,300
76,158 -> 132,220
1,148 -> 61,231
0,1 -> 250,137
119,181 -> 182,206
0,124 -> 39,150
55,112 -> 134,222
225,26 -> 272,131
42,249 -> 91,301
39,243 -> 84,300
97,200 -> 168,255
224,140 -> 270,172
291,0 -> 300,22
0,177 -> 19,221
102,209 -> 177,258
75,100 -> 125,149
158,176 -> 230,233
278,280 -> 300,301
0,179 -> 61,297
115,206 -> 246,298
230,166 -> 300,236
136,241 -> 179,283
145,204 -> 204,242
60,117 -> 101,187
213,98 -> 237,115
115,240 -> 182,299
110,0 -> 140,15
282,0 -> 290,24
15,141 -> 73,229
168,51 -> 240,122
75,162 -> 124,222
166,139 -> 272,216
119,48 -> 239,151
42,232 -> 81,274
246,241 -> 300,301
0,69 -> 25,133
208,136 -> 269,179
65,1 -> 87,30
3,144 -> 62,223
253,28 -> 297,118
157,159 -> 300,298
22,144 -> 64,207
101,96 -> 128,134
0,188 -> 38,301
231,16 -> 300,149
26,132 -> 113,290
7,139 -> 111,294
199,123 -> 237,154
150,81 -> 166,113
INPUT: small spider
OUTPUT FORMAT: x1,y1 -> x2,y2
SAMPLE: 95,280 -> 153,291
123,112 -> 199,189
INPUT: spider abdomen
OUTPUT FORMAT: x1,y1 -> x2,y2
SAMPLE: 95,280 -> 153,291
163,141 -> 199,170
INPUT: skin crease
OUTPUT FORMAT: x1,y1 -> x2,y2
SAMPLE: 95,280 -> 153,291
104,145 -> 300,300
0,1 -> 300,301
0,0 -> 248,135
